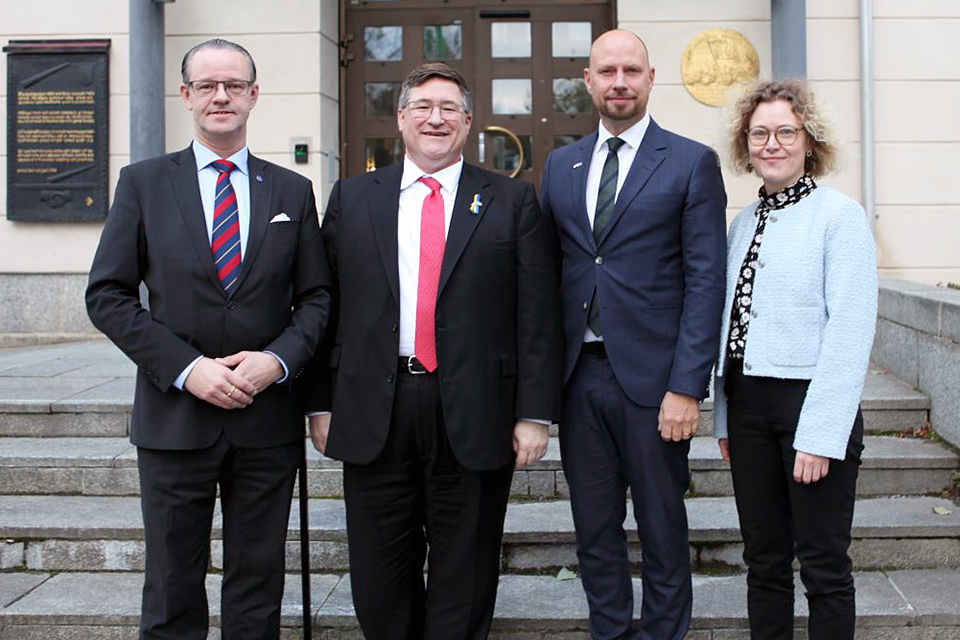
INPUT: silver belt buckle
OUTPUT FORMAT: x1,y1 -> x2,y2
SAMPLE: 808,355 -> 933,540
406,355 -> 427,375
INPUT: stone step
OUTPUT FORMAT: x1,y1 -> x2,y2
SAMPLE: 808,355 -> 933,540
0,434 -> 953,499
1,495 -> 957,574
0,339 -> 930,438
0,569 -> 957,639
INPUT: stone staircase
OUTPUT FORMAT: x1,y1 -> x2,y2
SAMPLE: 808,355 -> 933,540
0,341 -> 957,639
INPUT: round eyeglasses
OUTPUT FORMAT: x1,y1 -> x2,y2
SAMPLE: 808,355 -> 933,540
187,80 -> 255,98
747,125 -> 803,147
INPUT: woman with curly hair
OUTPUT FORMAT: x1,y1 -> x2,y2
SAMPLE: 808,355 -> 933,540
713,78 -> 878,640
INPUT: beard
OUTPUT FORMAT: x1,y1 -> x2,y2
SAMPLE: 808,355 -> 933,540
595,92 -> 646,122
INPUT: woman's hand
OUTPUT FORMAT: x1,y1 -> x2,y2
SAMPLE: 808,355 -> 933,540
718,438 -> 730,462
794,451 -> 830,484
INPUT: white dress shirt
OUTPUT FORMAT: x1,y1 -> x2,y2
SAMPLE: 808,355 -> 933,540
173,140 -> 286,390
397,155 -> 462,357
583,113 -> 651,342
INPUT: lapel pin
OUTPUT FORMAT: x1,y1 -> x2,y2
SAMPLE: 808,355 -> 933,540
469,193 -> 483,216
573,162 -> 583,169
256,174 -> 263,183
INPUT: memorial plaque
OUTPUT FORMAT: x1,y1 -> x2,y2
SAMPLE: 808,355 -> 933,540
4,40 -> 110,221
681,29 -> 758,108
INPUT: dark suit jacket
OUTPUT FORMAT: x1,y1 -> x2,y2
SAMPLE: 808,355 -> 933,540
86,145 -> 331,450
301,162 -> 562,471
541,119 -> 727,406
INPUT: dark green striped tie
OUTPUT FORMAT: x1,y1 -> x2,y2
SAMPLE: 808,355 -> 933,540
588,136 -> 625,337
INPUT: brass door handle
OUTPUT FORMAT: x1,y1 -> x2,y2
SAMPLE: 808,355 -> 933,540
483,125 -> 524,178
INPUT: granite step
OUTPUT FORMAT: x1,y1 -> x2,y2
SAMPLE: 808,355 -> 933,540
1,494 -> 957,574
0,339 -> 930,438
0,434 -> 953,499
1,569 -> 957,639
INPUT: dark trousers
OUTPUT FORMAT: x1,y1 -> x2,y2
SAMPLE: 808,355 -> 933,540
137,433 -> 302,640
724,361 -> 863,640
343,365 -> 514,640
560,349 -> 692,640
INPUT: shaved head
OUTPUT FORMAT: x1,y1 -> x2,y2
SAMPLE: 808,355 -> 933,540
589,29 -> 650,69
584,29 -> 655,135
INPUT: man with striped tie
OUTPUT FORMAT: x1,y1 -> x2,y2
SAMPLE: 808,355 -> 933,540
540,30 -> 727,640
86,39 -> 331,640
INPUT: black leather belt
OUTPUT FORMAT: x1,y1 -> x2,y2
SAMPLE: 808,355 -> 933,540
582,341 -> 607,358
398,355 -> 433,375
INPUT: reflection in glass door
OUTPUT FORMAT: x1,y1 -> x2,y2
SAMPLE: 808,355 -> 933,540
343,1 -> 612,186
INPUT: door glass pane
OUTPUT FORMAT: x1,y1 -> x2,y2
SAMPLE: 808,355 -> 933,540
555,134 -> 585,149
365,26 -> 403,61
491,22 -> 531,58
365,138 -> 403,172
552,22 -> 592,58
553,78 -> 592,114
365,82 -> 401,116
492,79 -> 532,115
424,25 -> 462,60
492,134 -> 532,172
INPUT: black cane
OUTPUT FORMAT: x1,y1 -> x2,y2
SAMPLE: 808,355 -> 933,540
298,442 -> 312,640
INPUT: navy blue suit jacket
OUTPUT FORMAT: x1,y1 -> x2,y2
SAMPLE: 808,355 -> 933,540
541,119 -> 727,406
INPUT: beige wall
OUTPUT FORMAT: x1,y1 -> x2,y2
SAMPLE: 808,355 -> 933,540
2,0 -> 957,285
0,0 -> 338,273
620,0 -> 960,286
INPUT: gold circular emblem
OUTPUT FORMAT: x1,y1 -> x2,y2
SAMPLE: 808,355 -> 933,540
681,29 -> 759,107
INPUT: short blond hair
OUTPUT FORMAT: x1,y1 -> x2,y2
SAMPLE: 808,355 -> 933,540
727,78 -> 838,178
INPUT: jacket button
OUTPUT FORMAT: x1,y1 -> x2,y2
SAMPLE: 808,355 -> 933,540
386,373 -> 395,383
391,324 -> 398,333
227,302 -> 236,310
770,215 -> 778,223
595,256 -> 603,265
744,362 -> 753,371
751,310 -> 758,318
759,260 -> 766,268
582,301 -> 588,310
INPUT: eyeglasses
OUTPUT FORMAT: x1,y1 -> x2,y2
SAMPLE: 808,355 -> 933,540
404,101 -> 465,121
747,125 -> 803,147
186,80 -> 255,98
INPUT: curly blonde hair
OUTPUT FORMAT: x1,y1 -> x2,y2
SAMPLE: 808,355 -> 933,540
727,78 -> 838,178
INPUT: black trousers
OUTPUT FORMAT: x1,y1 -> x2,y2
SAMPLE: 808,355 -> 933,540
137,433 -> 302,640
343,365 -> 514,640
561,349 -> 692,640
724,361 -> 863,640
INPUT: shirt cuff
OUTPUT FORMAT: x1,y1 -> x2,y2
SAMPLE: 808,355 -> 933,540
264,351 -> 288,383
307,411 -> 331,417
173,356 -> 204,391
521,418 -> 552,426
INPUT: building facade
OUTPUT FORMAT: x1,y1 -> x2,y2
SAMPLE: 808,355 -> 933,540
1,0 -> 958,341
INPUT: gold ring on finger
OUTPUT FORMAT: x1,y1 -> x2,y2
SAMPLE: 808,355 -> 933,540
227,385 -> 235,398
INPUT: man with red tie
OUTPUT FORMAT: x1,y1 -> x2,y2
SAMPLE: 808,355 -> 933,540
86,39 -> 330,639
301,63 -> 562,639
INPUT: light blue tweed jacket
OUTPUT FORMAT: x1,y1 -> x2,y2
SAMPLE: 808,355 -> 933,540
713,185 -> 878,460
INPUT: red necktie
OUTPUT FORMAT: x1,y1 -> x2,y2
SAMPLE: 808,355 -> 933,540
415,177 -> 446,372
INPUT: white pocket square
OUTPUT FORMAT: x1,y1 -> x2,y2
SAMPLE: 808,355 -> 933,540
573,162 -> 583,169
269,213 -> 291,223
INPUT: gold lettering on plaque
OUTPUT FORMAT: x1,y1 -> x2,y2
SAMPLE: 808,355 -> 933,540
681,29 -> 759,107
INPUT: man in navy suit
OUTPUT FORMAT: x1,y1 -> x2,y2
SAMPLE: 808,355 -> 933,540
540,30 -> 727,640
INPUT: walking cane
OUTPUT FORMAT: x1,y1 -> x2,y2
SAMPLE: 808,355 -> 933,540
298,442 -> 312,640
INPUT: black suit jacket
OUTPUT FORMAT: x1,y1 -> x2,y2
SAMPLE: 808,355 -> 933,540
86,146 -> 331,450
302,162 -> 562,471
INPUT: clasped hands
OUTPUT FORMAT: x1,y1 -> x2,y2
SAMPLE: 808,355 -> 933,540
183,351 -> 283,410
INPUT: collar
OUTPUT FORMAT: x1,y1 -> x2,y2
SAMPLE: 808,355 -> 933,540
400,155 -> 464,193
756,173 -> 818,215
594,112 -> 651,156
192,139 -> 249,176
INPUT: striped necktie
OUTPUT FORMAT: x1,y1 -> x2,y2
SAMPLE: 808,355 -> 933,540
588,136 -> 625,337
210,159 -> 242,291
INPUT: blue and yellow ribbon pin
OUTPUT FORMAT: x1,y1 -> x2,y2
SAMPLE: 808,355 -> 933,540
469,193 -> 483,215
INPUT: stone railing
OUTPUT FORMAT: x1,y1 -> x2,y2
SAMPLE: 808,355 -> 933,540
871,278 -> 960,448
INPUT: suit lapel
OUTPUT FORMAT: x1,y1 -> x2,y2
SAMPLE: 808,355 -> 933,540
368,165 -> 403,305
170,146 -> 226,296
596,119 -> 668,247
570,133 -> 597,248
231,154 -> 271,297
438,163 -> 491,296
